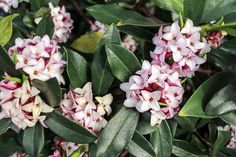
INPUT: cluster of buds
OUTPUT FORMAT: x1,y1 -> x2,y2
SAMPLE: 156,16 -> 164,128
9,151 -> 26,157
60,82 -> 113,134
0,75 -> 54,130
8,35 -> 66,84
218,125 -> 236,149
120,60 -> 184,126
121,35 -> 138,52
50,137 -> 84,157
0,0 -> 28,13
151,19 -> 210,78
206,30 -> 226,47
49,2 -> 74,43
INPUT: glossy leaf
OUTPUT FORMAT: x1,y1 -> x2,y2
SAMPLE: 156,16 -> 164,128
32,78 -> 61,107
91,24 -> 120,96
220,111 -> 236,126
151,0 -> 183,14
0,14 -> 18,46
0,119 -> 10,135
70,32 -> 104,54
65,48 -> 88,88
30,0 -> 58,11
150,120 -> 172,157
96,107 -> 139,157
105,44 -> 141,81
45,111 -> 96,144
179,71 -> 236,118
126,131 -> 156,157
36,16 -> 54,38
87,4 -> 163,27
23,123 -> 45,157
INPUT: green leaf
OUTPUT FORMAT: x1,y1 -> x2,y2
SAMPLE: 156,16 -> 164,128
0,14 -> 18,46
184,0 -> 206,25
201,0 -> 236,23
87,4 -> 163,27
0,119 -> 11,135
91,24 -> 120,96
23,123 -> 45,157
136,114 -> 156,135
36,16 -> 54,38
105,44 -> 141,81
45,111 -> 96,144
65,48 -> 88,88
32,78 -> 61,107
211,130 -> 231,157
150,120 -> 172,157
172,140 -> 208,157
96,107 -> 139,157
151,0 -> 183,14
205,84 -> 236,115
126,131 -> 156,157
30,0 -> 56,11
179,71 -> 236,118
220,111 -> 236,126
69,145 -> 88,157
70,32 -> 104,54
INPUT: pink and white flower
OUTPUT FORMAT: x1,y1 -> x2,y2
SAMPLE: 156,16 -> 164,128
8,35 -> 66,84
0,0 -> 28,13
120,60 -> 184,126
90,21 -> 107,33
49,3 -> 74,43
151,19 -> 211,78
218,125 -> 236,149
207,30 -> 226,47
121,35 -> 138,52
60,82 -> 112,134
0,76 -> 54,130
9,151 -> 26,157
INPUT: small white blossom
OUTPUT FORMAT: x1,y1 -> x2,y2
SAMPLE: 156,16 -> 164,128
0,0 -> 28,13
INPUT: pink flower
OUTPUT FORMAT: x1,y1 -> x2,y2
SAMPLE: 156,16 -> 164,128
8,35 -> 66,84
120,60 -> 184,126
9,151 -> 26,157
207,30 -> 226,47
151,19 -> 211,78
49,3 -> 74,43
90,21 -> 107,33
0,76 -> 54,130
0,0 -> 28,13
60,82 -> 112,134
218,125 -> 236,149
121,35 -> 138,52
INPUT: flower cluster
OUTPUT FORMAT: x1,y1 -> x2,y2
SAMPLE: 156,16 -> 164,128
90,20 -> 107,33
8,35 -> 66,84
121,35 -> 138,53
60,82 -> 112,134
207,30 -> 226,47
120,60 -> 184,126
49,3 -> 74,43
50,137 -> 83,157
151,19 -> 210,78
0,0 -> 28,13
0,76 -> 54,130
218,125 -> 236,149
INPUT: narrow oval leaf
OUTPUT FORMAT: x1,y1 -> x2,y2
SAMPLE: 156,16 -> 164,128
0,119 -> 11,135
32,78 -> 61,107
105,44 -> 141,81
65,48 -> 88,88
126,131 -> 156,157
23,123 -> 45,157
96,107 -> 139,157
36,16 -> 54,38
150,120 -> 172,157
45,111 -> 96,144
70,32 -> 104,54
151,0 -> 183,14
91,24 -> 120,96
179,71 -> 236,118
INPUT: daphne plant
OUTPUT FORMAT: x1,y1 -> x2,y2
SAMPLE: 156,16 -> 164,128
1,0 -> 236,157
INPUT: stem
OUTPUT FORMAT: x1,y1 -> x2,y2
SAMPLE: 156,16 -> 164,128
120,150 -> 129,157
193,131 -> 211,151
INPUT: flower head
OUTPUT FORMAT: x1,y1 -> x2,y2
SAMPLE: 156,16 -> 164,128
0,76 -> 54,130
0,0 -> 28,13
49,3 -> 74,43
218,125 -> 236,149
120,60 -> 184,126
121,35 -> 138,52
207,30 -> 226,47
151,19 -> 211,78
9,151 -> 26,157
8,35 -> 66,84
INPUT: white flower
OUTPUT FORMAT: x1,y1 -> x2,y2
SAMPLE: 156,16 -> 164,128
121,35 -> 138,52
90,21 -> 107,33
0,0 -> 28,13
150,110 -> 167,126
95,93 -> 113,116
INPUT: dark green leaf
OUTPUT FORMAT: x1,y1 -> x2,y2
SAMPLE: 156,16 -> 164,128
105,44 -> 141,81
32,78 -> 61,107
150,120 -> 172,157
151,0 -> 183,14
45,111 -> 96,144
69,145 -> 88,157
136,114 -> 156,135
91,24 -> 120,96
96,107 -> 139,157
30,0 -> 57,11
0,119 -> 10,135
220,111 -> 236,126
23,123 -> 45,157
36,16 -> 54,38
184,0 -> 206,25
126,131 -> 156,157
179,71 -> 236,118
65,48 -> 88,88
